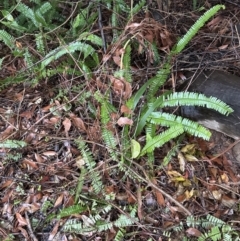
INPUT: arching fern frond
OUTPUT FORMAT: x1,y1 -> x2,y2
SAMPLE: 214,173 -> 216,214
140,125 -> 184,155
41,41 -> 99,69
148,112 -> 211,140
174,5 -> 225,53
163,92 -> 233,116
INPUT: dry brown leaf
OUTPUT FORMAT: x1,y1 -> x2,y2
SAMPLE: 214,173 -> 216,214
63,117 -> 71,133
178,152 -> 185,172
69,113 -> 87,132
120,105 -> 132,114
0,125 -> 15,140
16,213 -> 27,226
186,227 -> 202,237
34,153 -> 45,163
54,193 -> 64,207
22,159 -> 38,169
117,117 -> 133,126
212,190 -> 222,200
42,151 -> 57,156
152,178 -> 165,206
221,195 -> 237,208
0,179 -> 13,189
48,221 -> 60,241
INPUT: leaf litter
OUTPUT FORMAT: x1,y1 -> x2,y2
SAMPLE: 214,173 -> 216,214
0,1 -> 240,240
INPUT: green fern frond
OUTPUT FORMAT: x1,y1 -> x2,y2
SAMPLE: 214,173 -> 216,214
79,32 -> 103,46
140,125 -> 184,155
56,204 -> 88,219
24,49 -> 34,68
175,5 -> 225,53
37,2 -> 52,15
0,140 -> 27,149
131,0 -> 146,17
102,128 -> 118,161
115,228 -> 126,241
41,41 -> 99,69
75,138 -> 103,194
149,112 -> 211,140
0,30 -> 15,49
16,3 -> 38,27
147,61 -> 171,100
163,92 -> 233,116
35,33 -> 45,54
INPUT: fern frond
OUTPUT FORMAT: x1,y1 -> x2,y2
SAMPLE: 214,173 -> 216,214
0,30 -> 15,49
147,61 -> 171,100
140,125 -> 184,155
163,92 -> 233,116
16,3 -> 38,27
75,138 -> 103,194
35,33 -> 45,54
0,140 -> 27,149
41,41 -> 99,69
131,0 -> 146,17
57,204 -> 88,219
149,112 -> 211,140
102,128 -> 118,161
175,5 -> 225,53
79,32 -> 103,46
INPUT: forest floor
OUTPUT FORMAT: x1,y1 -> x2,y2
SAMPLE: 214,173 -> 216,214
1,0 -> 240,240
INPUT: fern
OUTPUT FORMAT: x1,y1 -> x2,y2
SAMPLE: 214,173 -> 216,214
140,125 -> 184,155
163,92 -> 233,116
174,5 -> 225,53
0,30 -> 15,49
41,41 -> 99,69
0,140 -> 27,149
75,138 -> 103,194
94,91 -> 119,161
148,112 -> 211,140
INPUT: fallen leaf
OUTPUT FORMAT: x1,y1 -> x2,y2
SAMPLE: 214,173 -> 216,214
186,227 -> 202,237
16,213 -> 27,226
69,113 -> 87,132
63,117 -> 71,133
120,105 -> 132,114
42,151 -> 57,156
178,152 -> 185,172
117,117 -> 133,126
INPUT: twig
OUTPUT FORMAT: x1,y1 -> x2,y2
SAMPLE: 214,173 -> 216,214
25,211 -> 38,241
97,2 -> 107,53
126,162 -> 192,216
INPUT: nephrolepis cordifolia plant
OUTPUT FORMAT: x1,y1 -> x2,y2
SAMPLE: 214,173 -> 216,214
96,4 -> 232,166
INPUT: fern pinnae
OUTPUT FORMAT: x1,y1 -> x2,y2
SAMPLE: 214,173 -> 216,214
140,125 -> 184,155
0,30 -> 15,49
163,92 -> 233,116
175,4 -> 225,53
149,112 -> 211,140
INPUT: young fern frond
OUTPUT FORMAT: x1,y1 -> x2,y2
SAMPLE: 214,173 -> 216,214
140,125 -> 184,155
148,112 -> 211,140
163,92 -> 233,116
